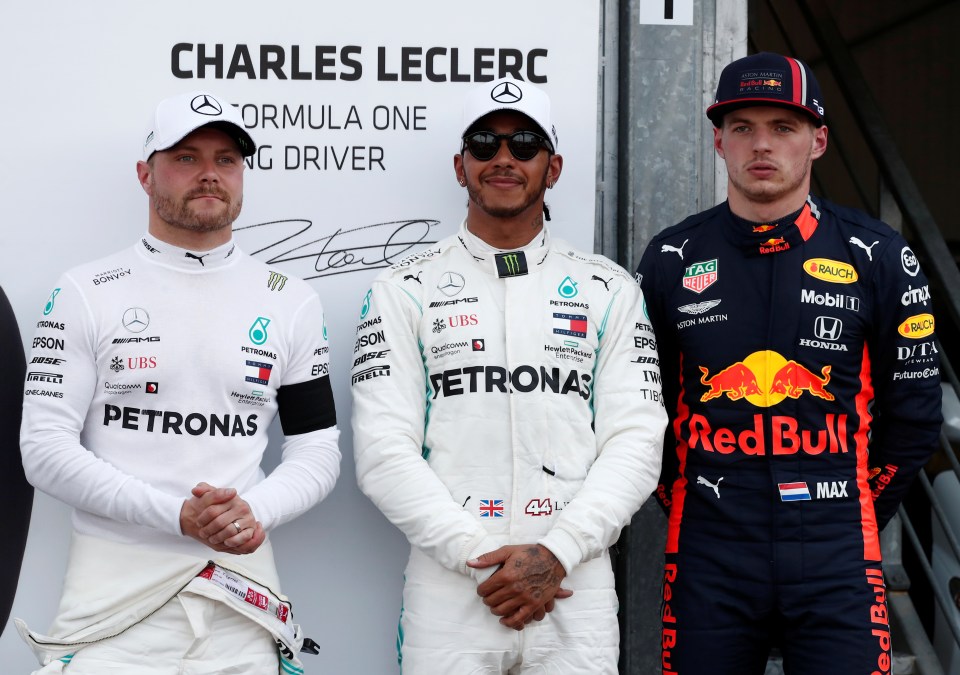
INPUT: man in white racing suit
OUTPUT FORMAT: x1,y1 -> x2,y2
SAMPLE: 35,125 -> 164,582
18,91 -> 340,674
351,78 -> 667,673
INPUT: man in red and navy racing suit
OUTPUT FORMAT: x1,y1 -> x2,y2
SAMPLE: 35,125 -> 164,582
637,52 -> 942,675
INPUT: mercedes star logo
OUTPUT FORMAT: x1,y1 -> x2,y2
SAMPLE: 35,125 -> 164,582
437,272 -> 465,297
191,94 -> 222,116
491,81 -> 522,104
122,307 -> 150,333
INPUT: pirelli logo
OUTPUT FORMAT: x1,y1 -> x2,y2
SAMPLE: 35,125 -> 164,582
267,272 -> 287,292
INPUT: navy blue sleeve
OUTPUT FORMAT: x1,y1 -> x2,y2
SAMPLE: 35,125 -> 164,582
865,239 -> 942,529
1,285 -> 32,633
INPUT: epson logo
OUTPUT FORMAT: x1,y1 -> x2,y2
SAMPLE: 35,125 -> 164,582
428,297 -> 478,308
354,330 -> 386,353
33,336 -> 64,350
800,289 -> 860,311
112,336 -> 160,344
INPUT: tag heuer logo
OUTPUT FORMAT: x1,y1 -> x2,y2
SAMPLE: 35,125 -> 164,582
682,259 -> 718,294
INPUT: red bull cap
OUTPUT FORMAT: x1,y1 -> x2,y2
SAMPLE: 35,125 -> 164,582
707,52 -> 825,127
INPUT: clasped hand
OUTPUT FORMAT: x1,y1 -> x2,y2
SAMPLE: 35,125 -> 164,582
179,482 -> 265,554
468,544 -> 572,631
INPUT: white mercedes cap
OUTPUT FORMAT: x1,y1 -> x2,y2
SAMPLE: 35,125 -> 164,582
142,91 -> 255,160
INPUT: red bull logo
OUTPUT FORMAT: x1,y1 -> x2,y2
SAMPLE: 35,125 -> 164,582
693,352 -> 844,456
699,363 -> 761,401
770,361 -> 834,401
686,412 -> 849,455
759,237 -> 789,254
763,79 -> 782,87
752,224 -> 776,233
699,351 -> 833,406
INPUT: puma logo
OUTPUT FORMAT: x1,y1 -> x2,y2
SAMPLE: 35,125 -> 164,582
404,272 -> 422,284
661,239 -> 689,260
591,274 -> 612,290
849,237 -> 878,261
185,252 -> 210,266
697,475 -> 723,499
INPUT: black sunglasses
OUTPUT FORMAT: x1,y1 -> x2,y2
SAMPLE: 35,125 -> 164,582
461,130 -> 552,162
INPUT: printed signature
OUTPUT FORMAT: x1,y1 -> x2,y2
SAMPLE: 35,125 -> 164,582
234,218 -> 440,279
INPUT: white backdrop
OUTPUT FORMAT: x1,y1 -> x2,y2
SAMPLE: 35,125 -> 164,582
0,2 -> 601,672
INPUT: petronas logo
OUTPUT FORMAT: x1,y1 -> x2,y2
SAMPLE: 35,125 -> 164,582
558,276 -> 578,298
44,288 -> 61,316
360,290 -> 372,319
249,317 -> 270,345
267,271 -> 287,291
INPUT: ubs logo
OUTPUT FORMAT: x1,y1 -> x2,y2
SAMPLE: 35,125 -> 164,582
191,94 -> 222,116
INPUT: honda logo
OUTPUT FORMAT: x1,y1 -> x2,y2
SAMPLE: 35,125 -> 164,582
814,316 -> 843,341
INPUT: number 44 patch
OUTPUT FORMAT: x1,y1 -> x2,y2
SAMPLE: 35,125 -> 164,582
525,499 -> 553,516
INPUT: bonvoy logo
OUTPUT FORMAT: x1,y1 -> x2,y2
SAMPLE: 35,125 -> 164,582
898,313 -> 935,339
804,258 -> 857,284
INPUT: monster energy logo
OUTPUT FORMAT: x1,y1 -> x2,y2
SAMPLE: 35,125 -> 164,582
495,251 -> 528,278
44,288 -> 61,316
267,271 -> 287,291
249,317 -> 270,345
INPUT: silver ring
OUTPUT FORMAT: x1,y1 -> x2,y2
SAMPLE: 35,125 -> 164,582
232,520 -> 242,534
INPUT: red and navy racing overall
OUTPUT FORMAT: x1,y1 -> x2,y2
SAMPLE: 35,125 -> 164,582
636,194 -> 942,675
